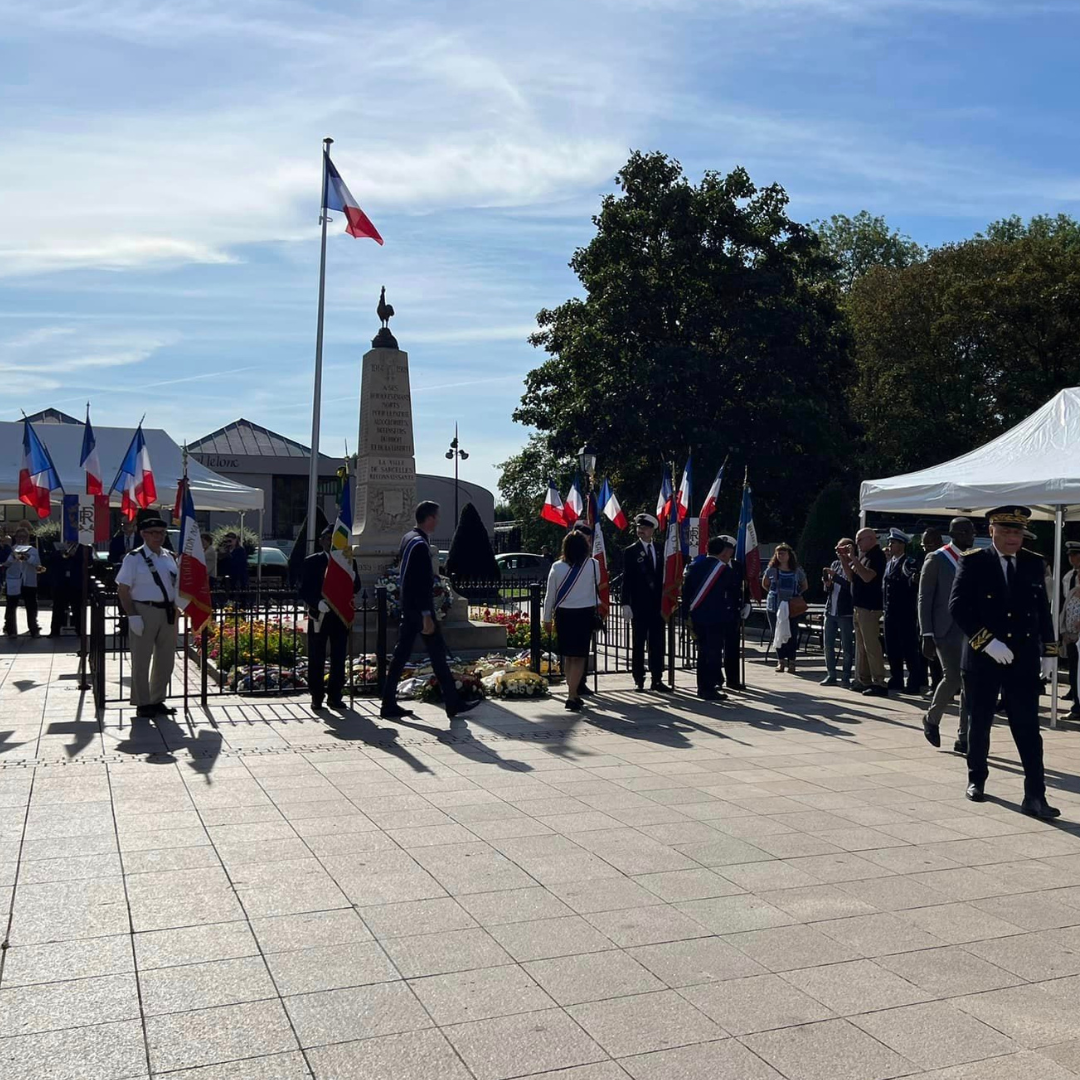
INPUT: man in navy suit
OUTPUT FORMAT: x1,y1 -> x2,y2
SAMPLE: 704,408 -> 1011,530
949,505 -> 1060,819
622,513 -> 671,692
682,535 -> 740,700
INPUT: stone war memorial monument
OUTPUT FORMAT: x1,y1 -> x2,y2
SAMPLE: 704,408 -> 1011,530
353,289 -> 504,654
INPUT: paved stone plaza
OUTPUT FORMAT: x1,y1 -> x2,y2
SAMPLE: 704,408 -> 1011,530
5,635 -> 1080,1080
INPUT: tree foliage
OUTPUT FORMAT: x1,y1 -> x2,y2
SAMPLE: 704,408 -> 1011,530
848,223 -> 1080,477
505,151 -> 854,540
796,481 -> 857,600
813,211 -> 925,292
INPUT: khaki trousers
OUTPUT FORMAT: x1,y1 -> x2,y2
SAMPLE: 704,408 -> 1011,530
854,607 -> 887,687
130,602 -> 177,707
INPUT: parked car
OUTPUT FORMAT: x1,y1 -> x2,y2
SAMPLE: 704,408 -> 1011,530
494,552 -> 548,581
249,546 -> 289,582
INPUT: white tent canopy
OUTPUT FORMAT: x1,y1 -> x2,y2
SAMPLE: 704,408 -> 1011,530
0,421 -> 264,513
860,387 -> 1080,522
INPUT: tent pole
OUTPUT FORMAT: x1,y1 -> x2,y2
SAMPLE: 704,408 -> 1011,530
1052,506 -> 1064,730
859,510 -> 867,529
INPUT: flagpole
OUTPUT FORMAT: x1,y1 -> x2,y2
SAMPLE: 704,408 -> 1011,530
306,136 -> 333,556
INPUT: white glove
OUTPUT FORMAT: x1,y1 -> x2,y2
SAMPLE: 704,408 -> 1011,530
128,615 -> 145,637
984,638 -> 1014,665
1042,656 -> 1057,680
621,605 -> 633,622
318,600 -> 330,614
741,603 -> 752,620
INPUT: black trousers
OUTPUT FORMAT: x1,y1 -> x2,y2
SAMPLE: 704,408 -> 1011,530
631,610 -> 665,687
50,585 -> 82,636
723,620 -> 741,688
382,614 -> 462,715
694,624 -> 725,696
964,660 -> 1045,800
308,614 -> 349,704
884,614 -> 925,688
4,590 -> 39,635
1068,643 -> 1079,702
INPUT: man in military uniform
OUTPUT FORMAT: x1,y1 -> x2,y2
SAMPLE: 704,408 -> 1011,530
115,512 -> 178,719
621,513 -> 671,692
300,525 -> 360,710
381,501 -> 480,722
883,528 -> 925,693
681,535 -> 740,700
919,516 -> 974,752
949,505 -> 1060,818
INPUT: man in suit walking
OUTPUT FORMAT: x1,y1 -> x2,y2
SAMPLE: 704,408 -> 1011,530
621,513 -> 671,692
381,501 -> 480,722
949,505 -> 1060,818
682,535 -> 740,700
919,516 -> 974,753
299,526 -> 359,710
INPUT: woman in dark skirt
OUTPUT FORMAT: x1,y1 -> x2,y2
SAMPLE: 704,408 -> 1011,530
542,530 -> 600,711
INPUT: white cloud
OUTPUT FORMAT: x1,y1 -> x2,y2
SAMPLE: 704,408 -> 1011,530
0,326 -> 179,376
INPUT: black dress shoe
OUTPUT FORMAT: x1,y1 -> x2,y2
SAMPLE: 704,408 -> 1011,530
953,738 -> 968,755
579,684 -> 594,697
311,698 -> 324,710
923,718 -> 941,748
1022,797 -> 1061,819
448,698 -> 480,718
565,698 -> 583,712
326,698 -> 346,710
380,705 -> 415,719
135,705 -> 158,719
651,682 -> 673,693
862,686 -> 888,698
966,783 -> 985,802
152,703 -> 177,716
633,684 -> 647,692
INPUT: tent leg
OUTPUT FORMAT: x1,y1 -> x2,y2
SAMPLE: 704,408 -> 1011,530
1052,507 -> 1064,730
859,510 -> 867,529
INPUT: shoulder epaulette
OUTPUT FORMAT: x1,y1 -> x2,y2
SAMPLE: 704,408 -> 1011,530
962,547 -> 980,556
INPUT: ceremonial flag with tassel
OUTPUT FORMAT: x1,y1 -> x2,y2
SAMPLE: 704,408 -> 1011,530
675,456 -> 692,524
563,477 -> 584,528
322,467 -> 357,625
110,423 -> 157,521
598,478 -> 628,530
697,463 -> 725,555
540,480 -> 567,526
19,417 -> 63,518
736,471 -> 762,601
176,472 -> 212,636
80,404 -> 103,496
655,466 -> 674,530
586,493 -> 610,618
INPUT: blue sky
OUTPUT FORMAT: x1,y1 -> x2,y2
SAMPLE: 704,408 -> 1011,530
2,0 -> 1078,498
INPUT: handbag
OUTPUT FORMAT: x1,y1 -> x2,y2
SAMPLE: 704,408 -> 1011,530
787,595 -> 808,618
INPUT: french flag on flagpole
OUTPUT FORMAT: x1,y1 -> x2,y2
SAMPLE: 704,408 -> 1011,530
655,466 -> 674,530
540,481 -> 567,526
598,479 -> 628,530
697,464 -> 724,555
110,425 -> 157,521
80,405 -> 103,496
19,418 -> 63,518
325,154 -> 384,244
564,478 -> 584,528
675,456 -> 692,523
176,480 -> 212,636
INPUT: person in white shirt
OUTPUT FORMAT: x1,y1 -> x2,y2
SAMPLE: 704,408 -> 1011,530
2,526 -> 42,639
115,513 -> 179,719
543,529 -> 600,712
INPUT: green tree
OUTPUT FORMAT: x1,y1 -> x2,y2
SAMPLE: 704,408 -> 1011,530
503,151 -> 855,541
848,219 -> 1080,478
796,481 -> 857,600
446,502 -> 499,581
497,434 -> 578,555
813,211 -> 925,292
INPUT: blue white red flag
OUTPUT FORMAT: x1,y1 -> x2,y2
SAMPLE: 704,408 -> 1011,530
661,511 -> 685,621
540,481 -> 567,526
675,457 -> 692,523
736,474 -> 762,601
325,155 -> 384,244
697,465 -> 724,555
176,480 -> 212,635
19,418 -> 63,519
110,425 -> 157,521
563,477 -> 584,527
80,405 -> 103,496
598,479 -> 628,530
655,466 -> 674,530
322,474 -> 357,624
587,493 -> 610,618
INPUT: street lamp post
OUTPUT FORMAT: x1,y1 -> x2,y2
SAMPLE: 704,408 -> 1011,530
445,423 -> 469,528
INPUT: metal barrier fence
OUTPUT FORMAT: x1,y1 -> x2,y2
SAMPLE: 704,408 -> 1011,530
86,575 -> 722,714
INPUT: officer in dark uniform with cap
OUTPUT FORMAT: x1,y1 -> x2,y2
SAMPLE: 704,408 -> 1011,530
681,535 -> 740,700
882,527 -> 925,693
621,512 -> 671,692
299,525 -> 360,710
949,505 -> 1060,818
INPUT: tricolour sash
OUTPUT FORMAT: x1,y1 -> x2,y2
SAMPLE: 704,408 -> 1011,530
939,543 -> 961,570
554,559 -> 589,609
689,559 -> 726,612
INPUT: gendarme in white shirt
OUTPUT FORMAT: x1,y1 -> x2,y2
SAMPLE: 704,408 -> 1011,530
115,547 -> 179,602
